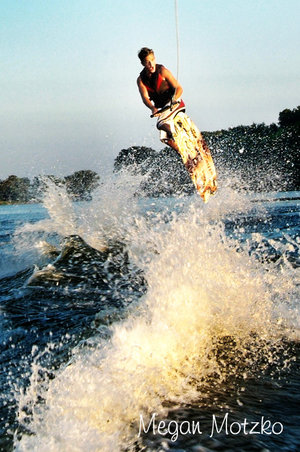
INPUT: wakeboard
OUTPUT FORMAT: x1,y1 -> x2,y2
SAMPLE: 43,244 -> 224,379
172,111 -> 217,202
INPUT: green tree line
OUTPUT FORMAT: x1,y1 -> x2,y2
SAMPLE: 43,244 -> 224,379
0,170 -> 100,204
1,106 -> 299,203
114,106 -> 300,195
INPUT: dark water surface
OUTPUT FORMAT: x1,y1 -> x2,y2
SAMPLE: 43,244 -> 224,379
0,181 -> 299,451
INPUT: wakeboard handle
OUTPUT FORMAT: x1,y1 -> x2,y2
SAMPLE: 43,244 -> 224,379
150,101 -> 180,118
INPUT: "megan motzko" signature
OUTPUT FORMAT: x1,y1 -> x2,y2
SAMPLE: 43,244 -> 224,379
138,412 -> 283,442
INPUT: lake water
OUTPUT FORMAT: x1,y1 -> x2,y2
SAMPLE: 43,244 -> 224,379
0,176 -> 299,451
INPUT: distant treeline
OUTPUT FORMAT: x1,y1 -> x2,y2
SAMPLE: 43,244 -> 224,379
114,106 -> 300,196
0,170 -> 100,204
1,106 -> 299,203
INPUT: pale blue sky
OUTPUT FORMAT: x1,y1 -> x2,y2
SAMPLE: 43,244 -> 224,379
1,0 -> 299,178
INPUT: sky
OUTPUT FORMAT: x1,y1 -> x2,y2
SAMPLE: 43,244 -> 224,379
1,0 -> 299,179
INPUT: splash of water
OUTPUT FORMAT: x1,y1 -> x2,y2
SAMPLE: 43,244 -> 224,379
10,172 -> 145,273
14,176 -> 297,452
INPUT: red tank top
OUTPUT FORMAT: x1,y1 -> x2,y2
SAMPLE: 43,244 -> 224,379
140,64 -> 175,108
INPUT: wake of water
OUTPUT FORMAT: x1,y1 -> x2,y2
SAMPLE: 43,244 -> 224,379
9,174 -> 299,451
